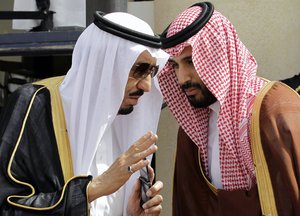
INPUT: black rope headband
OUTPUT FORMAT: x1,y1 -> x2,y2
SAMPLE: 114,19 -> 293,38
93,11 -> 162,48
160,2 -> 214,49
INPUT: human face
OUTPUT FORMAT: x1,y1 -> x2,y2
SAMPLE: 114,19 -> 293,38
118,50 -> 158,115
168,46 -> 217,108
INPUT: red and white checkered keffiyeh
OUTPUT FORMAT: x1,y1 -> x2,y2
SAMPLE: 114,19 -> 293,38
158,6 -> 267,190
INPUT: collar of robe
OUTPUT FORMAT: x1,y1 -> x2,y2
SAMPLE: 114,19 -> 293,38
93,11 -> 162,48
160,1 -> 214,49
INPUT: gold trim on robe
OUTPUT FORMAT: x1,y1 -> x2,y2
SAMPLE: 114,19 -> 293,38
250,81 -> 278,216
34,76 -> 74,181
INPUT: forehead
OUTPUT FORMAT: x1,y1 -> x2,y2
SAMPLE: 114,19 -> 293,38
170,46 -> 192,63
135,50 -> 157,64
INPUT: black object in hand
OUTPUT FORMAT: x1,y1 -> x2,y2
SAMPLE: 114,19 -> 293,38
139,166 -> 152,206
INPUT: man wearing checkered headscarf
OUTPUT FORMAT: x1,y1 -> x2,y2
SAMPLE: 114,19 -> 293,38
159,2 -> 300,216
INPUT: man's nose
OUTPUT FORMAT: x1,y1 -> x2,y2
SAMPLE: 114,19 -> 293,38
137,75 -> 152,92
176,67 -> 192,86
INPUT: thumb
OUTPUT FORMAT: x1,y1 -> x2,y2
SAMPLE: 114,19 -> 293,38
131,178 -> 141,198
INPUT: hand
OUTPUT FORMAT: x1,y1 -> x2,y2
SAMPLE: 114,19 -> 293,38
127,166 -> 163,216
87,131 -> 158,202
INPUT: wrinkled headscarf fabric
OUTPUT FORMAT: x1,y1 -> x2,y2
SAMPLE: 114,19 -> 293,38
158,6 -> 267,190
60,12 -> 169,214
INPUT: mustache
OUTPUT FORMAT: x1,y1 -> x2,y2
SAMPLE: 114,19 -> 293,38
129,89 -> 144,96
180,82 -> 201,91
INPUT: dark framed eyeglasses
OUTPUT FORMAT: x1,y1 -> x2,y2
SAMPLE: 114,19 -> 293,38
130,63 -> 159,80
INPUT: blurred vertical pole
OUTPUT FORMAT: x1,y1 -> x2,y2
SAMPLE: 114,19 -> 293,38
86,0 -> 128,26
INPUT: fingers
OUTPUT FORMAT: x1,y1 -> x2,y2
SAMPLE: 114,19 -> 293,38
141,180 -> 163,214
125,132 -> 158,173
128,131 -> 158,156
128,159 -> 149,174
146,180 -> 163,198
142,184 -> 163,215
147,165 -> 155,183
143,196 -> 163,215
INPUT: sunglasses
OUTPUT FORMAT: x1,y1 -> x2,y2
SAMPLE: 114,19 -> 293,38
131,63 -> 159,80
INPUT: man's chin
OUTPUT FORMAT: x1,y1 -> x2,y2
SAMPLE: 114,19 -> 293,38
188,100 -> 205,108
187,96 -> 216,108
187,96 -> 207,108
118,106 -> 134,115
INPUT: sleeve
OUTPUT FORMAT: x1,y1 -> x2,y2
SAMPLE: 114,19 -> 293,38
259,82 -> 300,215
0,85 -> 92,215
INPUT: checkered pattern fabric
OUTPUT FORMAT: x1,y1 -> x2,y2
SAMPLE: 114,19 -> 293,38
158,6 -> 267,190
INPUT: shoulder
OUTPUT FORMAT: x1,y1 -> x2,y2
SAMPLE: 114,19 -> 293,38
1,83 -> 51,123
259,81 -> 299,104
10,82 -> 49,101
254,81 -> 300,118
12,83 -> 51,110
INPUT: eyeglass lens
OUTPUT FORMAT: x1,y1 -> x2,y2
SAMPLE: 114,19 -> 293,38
132,63 -> 159,79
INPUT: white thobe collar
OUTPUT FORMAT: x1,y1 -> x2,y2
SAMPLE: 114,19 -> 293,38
207,100 -> 223,189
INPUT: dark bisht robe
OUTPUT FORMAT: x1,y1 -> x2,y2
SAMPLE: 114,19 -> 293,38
173,81 -> 300,216
0,77 -> 92,216
251,81 -> 300,216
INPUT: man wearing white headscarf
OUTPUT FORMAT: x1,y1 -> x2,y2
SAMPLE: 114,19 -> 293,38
0,12 -> 169,216
158,2 -> 300,216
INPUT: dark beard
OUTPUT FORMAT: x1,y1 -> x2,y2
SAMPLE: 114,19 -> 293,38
181,82 -> 216,108
187,95 -> 215,108
118,106 -> 134,115
117,90 -> 144,115
129,89 -> 144,97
